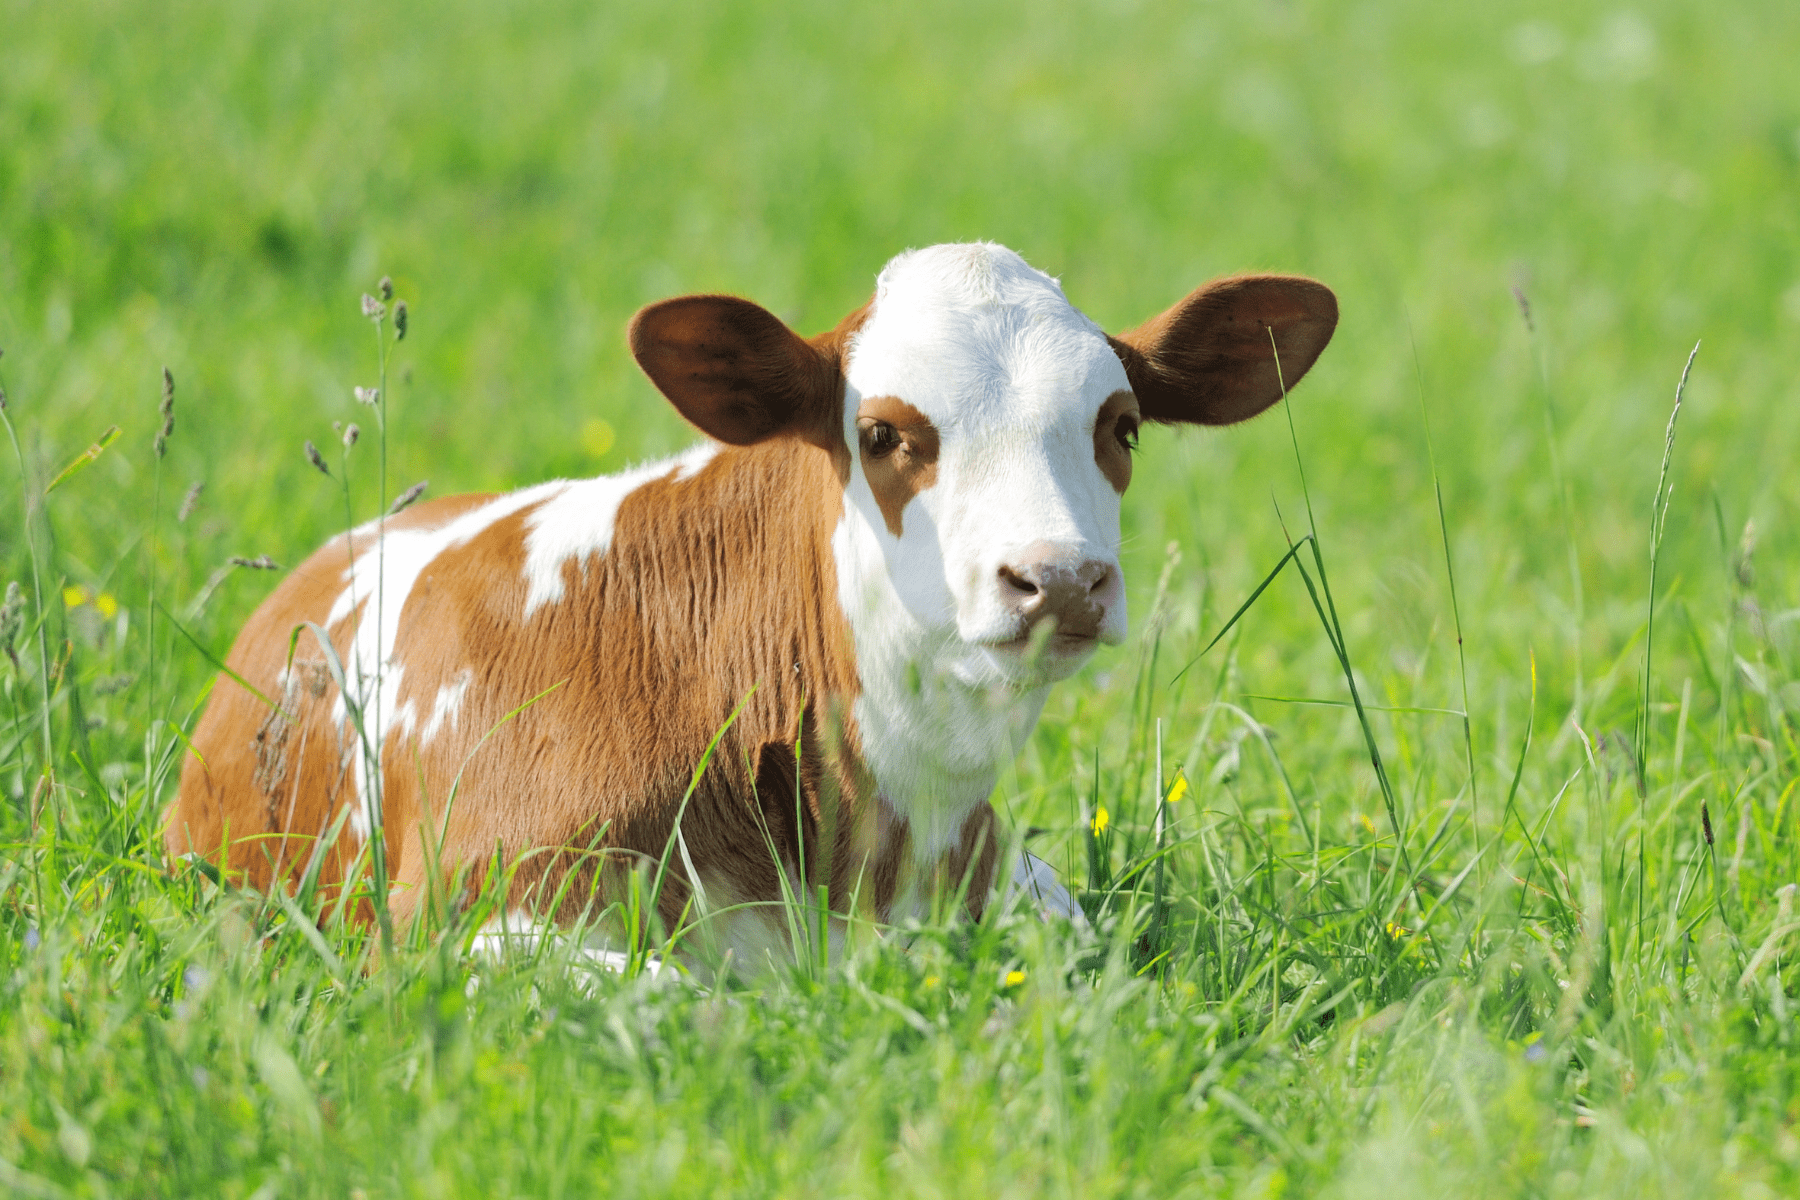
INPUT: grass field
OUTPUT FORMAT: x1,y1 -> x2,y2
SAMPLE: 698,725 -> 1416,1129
5,0 -> 1800,1194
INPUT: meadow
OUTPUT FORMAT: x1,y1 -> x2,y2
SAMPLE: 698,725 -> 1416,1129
4,0 -> 1800,1193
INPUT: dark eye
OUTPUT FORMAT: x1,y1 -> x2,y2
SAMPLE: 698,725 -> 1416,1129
1114,413 -> 1140,453
862,421 -> 902,460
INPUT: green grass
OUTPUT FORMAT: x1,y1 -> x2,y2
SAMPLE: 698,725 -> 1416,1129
6,0 -> 1800,1193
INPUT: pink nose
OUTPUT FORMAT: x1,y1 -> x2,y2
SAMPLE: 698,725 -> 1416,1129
996,551 -> 1114,639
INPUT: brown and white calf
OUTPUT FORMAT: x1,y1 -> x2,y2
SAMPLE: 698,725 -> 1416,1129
165,243 -> 1336,959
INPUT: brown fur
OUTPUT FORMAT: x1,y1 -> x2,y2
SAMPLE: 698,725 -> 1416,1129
1093,390 -> 1139,495
369,439 -> 879,934
854,396 -> 940,537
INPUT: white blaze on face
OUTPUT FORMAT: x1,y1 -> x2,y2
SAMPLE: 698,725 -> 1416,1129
841,243 -> 1133,687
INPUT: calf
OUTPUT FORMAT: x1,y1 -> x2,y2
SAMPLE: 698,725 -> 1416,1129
165,243 -> 1336,959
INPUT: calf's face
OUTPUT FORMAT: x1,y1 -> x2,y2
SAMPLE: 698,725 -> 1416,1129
840,248 -> 1135,684
631,243 -> 1336,688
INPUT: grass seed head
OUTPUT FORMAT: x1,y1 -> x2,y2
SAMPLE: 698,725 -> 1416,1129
1702,801 -> 1714,846
228,554 -> 282,570
1736,519 -> 1757,589
0,580 -> 23,663
155,366 -> 175,458
379,275 -> 393,302
178,481 -> 203,522
362,293 -> 387,323
343,423 -> 360,449
1512,285 -> 1535,334
390,479 -> 428,513
394,300 -> 408,341
304,439 -> 330,476
354,386 -> 380,406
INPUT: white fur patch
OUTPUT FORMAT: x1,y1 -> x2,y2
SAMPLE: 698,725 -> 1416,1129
466,909 -> 664,987
327,482 -> 567,838
1008,850 -> 1087,926
421,667 -> 473,744
520,443 -> 719,616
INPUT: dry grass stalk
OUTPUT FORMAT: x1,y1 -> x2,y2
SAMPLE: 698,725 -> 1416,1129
178,482 -> 204,522
389,480 -> 428,513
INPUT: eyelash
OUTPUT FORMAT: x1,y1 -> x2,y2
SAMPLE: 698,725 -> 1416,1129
863,421 -> 902,459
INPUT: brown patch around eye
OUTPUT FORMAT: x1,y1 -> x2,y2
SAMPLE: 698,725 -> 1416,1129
856,396 -> 940,536
1094,390 -> 1140,494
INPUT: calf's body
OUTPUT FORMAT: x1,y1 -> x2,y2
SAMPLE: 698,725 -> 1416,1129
166,243 -> 1336,956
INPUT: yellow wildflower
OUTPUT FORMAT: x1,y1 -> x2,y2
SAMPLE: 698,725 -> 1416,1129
1004,970 -> 1025,987
1090,806 -> 1109,835
1165,770 -> 1188,805
1385,922 -> 1409,939
581,418 -> 616,459
63,585 -> 89,608
94,592 -> 118,620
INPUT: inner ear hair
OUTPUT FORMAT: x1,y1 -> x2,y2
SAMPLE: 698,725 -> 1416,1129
1110,274 -> 1338,427
629,295 -> 840,446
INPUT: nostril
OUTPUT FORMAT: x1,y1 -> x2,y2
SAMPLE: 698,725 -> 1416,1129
1087,565 -> 1112,594
998,565 -> 1039,597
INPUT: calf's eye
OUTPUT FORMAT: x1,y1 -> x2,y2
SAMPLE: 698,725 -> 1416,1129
862,421 -> 902,459
1114,414 -> 1141,453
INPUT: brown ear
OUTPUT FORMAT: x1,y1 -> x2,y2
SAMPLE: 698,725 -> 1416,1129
1109,275 -> 1338,426
629,295 -> 841,446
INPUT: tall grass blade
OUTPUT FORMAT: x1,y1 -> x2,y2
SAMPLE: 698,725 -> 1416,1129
43,424 -> 121,493
1407,314 -> 1482,877
1636,340 -> 1699,954
1169,536 -> 1316,686
1269,329 -> 1415,885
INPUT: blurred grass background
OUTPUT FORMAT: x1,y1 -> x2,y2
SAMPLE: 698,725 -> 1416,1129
5,0 -> 1800,1194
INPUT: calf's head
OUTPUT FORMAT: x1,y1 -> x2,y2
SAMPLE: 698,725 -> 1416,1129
631,243 -> 1336,686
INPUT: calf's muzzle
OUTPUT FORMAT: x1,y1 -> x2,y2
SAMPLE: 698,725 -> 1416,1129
995,546 -> 1116,641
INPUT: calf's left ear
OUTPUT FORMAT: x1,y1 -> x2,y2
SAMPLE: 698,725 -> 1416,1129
630,295 -> 840,447
1110,275 -> 1338,427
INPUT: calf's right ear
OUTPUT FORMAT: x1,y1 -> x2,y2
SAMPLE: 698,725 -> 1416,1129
630,295 -> 841,448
